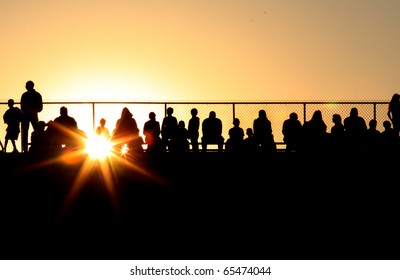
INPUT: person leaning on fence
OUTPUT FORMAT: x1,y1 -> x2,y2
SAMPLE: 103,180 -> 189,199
20,80 -> 43,153
2,99 -> 22,153
201,111 -> 224,152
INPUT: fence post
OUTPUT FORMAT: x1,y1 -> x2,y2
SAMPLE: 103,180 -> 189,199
92,102 -> 95,133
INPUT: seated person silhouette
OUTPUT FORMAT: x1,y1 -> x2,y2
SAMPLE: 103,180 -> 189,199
380,120 -> 399,153
29,120 -> 48,154
364,119 -> 381,153
329,113 -> 345,153
225,118 -> 244,153
242,128 -> 258,154
253,109 -> 276,153
143,112 -> 164,154
112,107 -> 144,154
53,106 -> 80,150
171,120 -> 190,153
95,118 -> 111,139
201,111 -> 224,152
282,112 -> 303,152
343,107 -> 367,152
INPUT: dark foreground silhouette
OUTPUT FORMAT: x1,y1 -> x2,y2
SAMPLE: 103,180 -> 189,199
0,151 -> 398,260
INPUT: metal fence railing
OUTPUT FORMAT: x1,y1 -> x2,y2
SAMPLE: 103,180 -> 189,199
0,101 -> 390,152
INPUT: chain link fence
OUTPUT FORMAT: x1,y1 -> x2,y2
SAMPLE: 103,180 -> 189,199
0,101 -> 390,152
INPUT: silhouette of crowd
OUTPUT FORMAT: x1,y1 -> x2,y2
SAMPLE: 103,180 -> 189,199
2,81 -> 400,159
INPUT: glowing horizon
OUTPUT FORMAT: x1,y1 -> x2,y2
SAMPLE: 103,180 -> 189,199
1,1 -> 399,103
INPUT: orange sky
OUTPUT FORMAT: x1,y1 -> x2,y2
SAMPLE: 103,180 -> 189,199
1,0 -> 399,102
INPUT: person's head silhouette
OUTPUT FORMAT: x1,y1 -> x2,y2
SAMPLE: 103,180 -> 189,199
332,114 -> 341,124
7,99 -> 14,108
369,119 -> 377,129
167,107 -> 174,116
246,128 -> 253,137
350,107 -> 358,117
25,80 -> 34,90
383,120 -> 392,130
259,110 -> 266,118
60,106 -> 68,117
121,107 -> 132,118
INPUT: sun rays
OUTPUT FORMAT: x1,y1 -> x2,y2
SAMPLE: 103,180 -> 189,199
15,132 -> 170,223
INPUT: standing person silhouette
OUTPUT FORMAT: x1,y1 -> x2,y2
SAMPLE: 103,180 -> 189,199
3,99 -> 23,153
188,108 -> 200,152
161,107 -> 178,151
20,80 -> 43,153
387,93 -> 400,136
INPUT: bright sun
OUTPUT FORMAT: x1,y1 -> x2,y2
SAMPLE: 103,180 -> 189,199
85,135 -> 113,159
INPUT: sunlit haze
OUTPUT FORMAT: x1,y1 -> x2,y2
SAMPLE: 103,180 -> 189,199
1,0 -> 399,102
